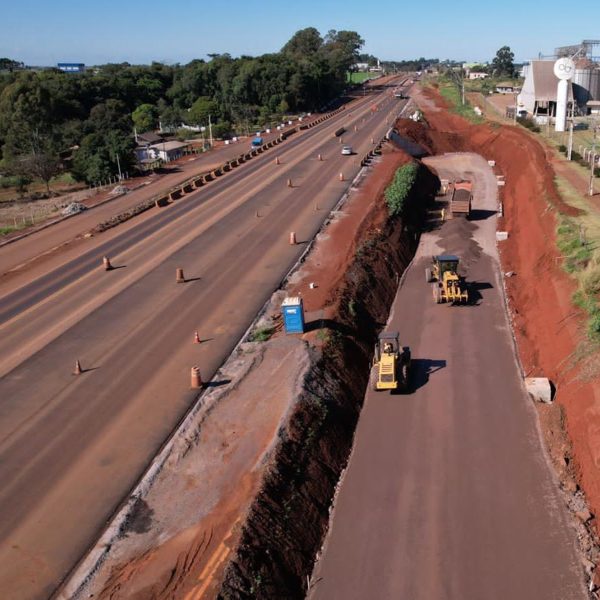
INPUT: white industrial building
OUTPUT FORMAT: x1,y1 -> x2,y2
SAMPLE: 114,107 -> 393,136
517,61 -> 574,118
517,40 -> 600,120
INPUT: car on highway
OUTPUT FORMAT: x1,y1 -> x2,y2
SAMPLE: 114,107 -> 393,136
341,145 -> 353,155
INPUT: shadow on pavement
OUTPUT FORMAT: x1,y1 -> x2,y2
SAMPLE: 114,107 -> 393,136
468,281 -> 493,305
469,209 -> 497,221
409,358 -> 447,392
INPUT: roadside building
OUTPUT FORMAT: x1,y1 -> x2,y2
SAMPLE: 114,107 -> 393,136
134,131 -> 164,165
496,82 -> 519,94
148,140 -> 190,163
468,72 -> 489,80
588,100 -> 600,115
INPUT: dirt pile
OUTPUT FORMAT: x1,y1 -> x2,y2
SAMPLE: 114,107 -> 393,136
393,117 -> 465,155
437,218 -> 481,273
403,88 -> 600,534
217,163 -> 439,598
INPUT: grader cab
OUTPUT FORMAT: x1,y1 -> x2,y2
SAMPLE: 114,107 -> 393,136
370,332 -> 411,392
426,255 -> 469,304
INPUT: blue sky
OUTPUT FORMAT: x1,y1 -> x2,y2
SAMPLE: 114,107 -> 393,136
2,0 -> 598,66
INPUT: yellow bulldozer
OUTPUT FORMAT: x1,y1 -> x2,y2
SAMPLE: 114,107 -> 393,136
425,255 -> 469,304
370,332 -> 411,392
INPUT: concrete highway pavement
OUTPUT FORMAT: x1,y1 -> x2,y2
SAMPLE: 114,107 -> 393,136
309,154 -> 586,599
0,80 -> 406,598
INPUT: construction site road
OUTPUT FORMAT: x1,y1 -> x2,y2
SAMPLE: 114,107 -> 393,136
309,153 -> 586,600
0,79 -> 406,600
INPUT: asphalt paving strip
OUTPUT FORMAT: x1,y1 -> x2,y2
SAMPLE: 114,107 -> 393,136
309,154 -> 586,600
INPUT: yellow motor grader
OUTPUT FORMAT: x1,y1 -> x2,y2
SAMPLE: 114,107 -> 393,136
425,255 -> 469,304
370,332 -> 411,392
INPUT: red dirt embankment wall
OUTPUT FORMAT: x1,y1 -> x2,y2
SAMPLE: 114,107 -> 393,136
396,91 -> 600,518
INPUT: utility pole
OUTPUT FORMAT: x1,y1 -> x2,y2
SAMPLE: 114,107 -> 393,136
590,127 -> 597,196
567,120 -> 574,161
208,115 -> 214,148
116,153 -> 122,181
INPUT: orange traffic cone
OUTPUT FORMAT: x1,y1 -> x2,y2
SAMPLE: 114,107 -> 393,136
176,268 -> 185,283
287,178 -> 292,188
103,256 -> 113,271
339,172 -> 344,181
289,231 -> 297,245
318,153 -> 323,161
275,156 -> 281,165
74,360 -> 83,375
194,331 -> 201,344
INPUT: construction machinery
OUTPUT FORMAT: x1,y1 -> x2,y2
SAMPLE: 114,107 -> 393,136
370,332 -> 411,392
426,255 -> 469,304
449,180 -> 472,218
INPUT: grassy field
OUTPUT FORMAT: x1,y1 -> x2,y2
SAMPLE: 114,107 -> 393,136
0,172 -> 84,203
437,81 -> 484,124
554,175 -> 600,344
348,71 -> 380,84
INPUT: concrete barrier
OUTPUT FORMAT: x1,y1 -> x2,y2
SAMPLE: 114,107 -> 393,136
169,190 -> 181,201
223,163 -> 231,172
525,377 -> 552,403
182,184 -> 193,193
155,196 -> 169,207
212,168 -> 222,177
193,178 -> 204,188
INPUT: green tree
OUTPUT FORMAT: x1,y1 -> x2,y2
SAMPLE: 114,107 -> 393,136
282,27 -> 323,56
185,96 -> 218,125
492,46 -> 514,77
132,103 -> 158,132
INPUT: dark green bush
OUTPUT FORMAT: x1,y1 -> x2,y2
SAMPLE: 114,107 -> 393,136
385,163 -> 418,217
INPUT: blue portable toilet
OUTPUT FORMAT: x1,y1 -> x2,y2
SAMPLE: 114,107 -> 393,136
282,297 -> 305,334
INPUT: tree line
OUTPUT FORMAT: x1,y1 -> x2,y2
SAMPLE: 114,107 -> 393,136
0,27 -> 364,187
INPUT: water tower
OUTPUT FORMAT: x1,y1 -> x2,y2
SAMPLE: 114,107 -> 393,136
554,57 -> 575,132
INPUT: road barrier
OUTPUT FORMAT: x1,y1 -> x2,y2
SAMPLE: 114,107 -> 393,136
334,126 -> 346,137
190,366 -> 202,388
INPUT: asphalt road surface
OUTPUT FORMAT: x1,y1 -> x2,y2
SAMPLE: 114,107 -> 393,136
0,79 -> 407,599
309,154 -> 586,600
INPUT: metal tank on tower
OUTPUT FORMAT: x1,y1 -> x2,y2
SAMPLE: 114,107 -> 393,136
554,57 -> 575,132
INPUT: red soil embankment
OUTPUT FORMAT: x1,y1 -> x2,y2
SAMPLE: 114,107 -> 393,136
398,87 -> 600,519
